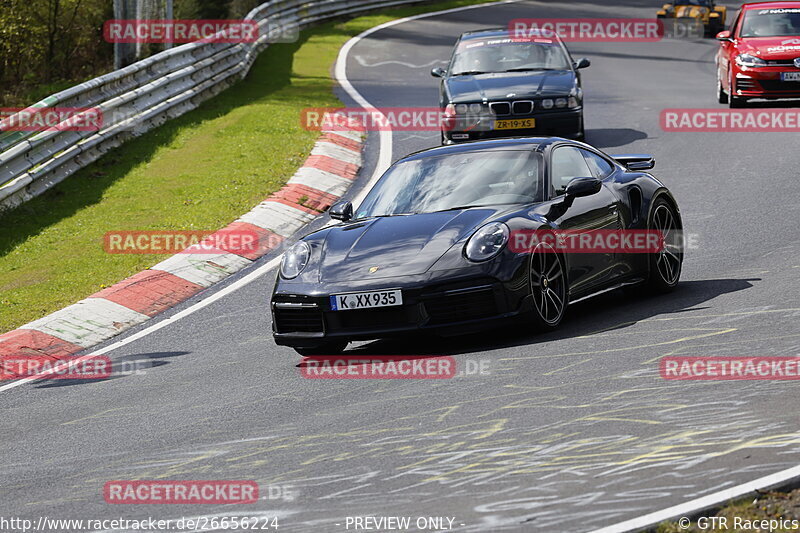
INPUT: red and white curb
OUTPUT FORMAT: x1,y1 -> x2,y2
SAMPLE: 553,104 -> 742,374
0,117 -> 364,374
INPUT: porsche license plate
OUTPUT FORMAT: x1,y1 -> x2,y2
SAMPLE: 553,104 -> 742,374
494,118 -> 535,130
781,72 -> 800,81
330,289 -> 402,311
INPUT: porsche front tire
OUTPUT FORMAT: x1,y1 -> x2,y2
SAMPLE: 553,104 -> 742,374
528,243 -> 567,331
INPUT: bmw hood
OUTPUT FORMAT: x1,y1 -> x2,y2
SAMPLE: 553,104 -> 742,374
445,70 -> 576,102
317,209 -> 501,281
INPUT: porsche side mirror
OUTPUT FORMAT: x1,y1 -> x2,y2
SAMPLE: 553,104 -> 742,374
430,67 -> 447,78
329,201 -> 353,221
716,30 -> 733,42
573,58 -> 591,69
565,177 -> 602,198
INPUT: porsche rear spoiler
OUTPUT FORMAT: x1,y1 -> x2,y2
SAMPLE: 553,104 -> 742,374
612,154 -> 655,171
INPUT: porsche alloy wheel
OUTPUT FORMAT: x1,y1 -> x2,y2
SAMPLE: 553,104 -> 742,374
648,200 -> 683,292
529,243 -> 567,329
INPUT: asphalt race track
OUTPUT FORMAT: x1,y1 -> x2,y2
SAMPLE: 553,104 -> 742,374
2,1 -> 800,531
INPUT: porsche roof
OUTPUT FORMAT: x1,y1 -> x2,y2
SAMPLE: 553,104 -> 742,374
397,137 -> 566,163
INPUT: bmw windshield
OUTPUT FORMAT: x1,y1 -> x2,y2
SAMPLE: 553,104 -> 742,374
355,150 -> 544,219
449,38 -> 571,75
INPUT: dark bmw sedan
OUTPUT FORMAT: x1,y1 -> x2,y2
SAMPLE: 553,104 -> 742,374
271,138 -> 682,355
431,29 -> 590,143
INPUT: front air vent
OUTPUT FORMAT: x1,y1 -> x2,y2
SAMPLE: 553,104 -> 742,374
512,100 -> 533,115
489,102 -> 511,116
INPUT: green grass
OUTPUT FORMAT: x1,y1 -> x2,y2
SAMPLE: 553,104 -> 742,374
0,0 -> 496,333
656,491 -> 800,533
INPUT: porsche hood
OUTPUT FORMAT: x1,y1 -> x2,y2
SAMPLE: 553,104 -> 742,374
314,208 -> 503,282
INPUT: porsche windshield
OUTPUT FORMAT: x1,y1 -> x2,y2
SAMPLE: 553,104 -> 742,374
450,39 -> 571,75
740,9 -> 800,37
355,150 -> 543,218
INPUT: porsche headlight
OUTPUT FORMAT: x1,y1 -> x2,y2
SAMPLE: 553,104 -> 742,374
280,241 -> 311,279
735,54 -> 766,68
465,222 -> 509,262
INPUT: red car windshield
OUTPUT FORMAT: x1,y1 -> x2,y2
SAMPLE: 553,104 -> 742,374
740,7 -> 800,37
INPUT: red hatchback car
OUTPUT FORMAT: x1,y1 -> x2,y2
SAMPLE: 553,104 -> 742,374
716,2 -> 800,107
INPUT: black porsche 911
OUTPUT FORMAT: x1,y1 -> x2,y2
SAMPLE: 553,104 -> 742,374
431,29 -> 590,144
271,137 -> 683,355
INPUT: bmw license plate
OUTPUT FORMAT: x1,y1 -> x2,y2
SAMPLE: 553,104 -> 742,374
781,72 -> 800,81
494,118 -> 535,130
330,289 -> 403,311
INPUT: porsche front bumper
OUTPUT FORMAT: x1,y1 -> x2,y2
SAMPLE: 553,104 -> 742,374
271,269 -> 532,347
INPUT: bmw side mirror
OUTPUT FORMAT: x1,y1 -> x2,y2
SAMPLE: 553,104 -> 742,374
329,201 -> 353,221
565,177 -> 602,198
573,58 -> 591,69
430,67 -> 447,78
716,30 -> 733,42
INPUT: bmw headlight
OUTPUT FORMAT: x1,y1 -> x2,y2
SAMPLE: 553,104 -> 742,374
465,222 -> 510,262
735,54 -> 766,68
541,99 -> 554,109
568,88 -> 581,108
281,241 -> 311,279
469,103 -> 483,113
455,103 -> 469,115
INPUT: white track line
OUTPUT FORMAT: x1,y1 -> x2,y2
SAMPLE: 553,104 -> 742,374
591,464 -> 800,532
0,0 -> 517,393
5,3 -> 800,532
335,0 -> 523,207
0,256 -> 281,392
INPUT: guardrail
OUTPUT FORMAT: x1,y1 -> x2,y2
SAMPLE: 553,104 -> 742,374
0,0 -> 422,212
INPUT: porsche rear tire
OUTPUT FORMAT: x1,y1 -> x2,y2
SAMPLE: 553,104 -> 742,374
646,199 -> 683,293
